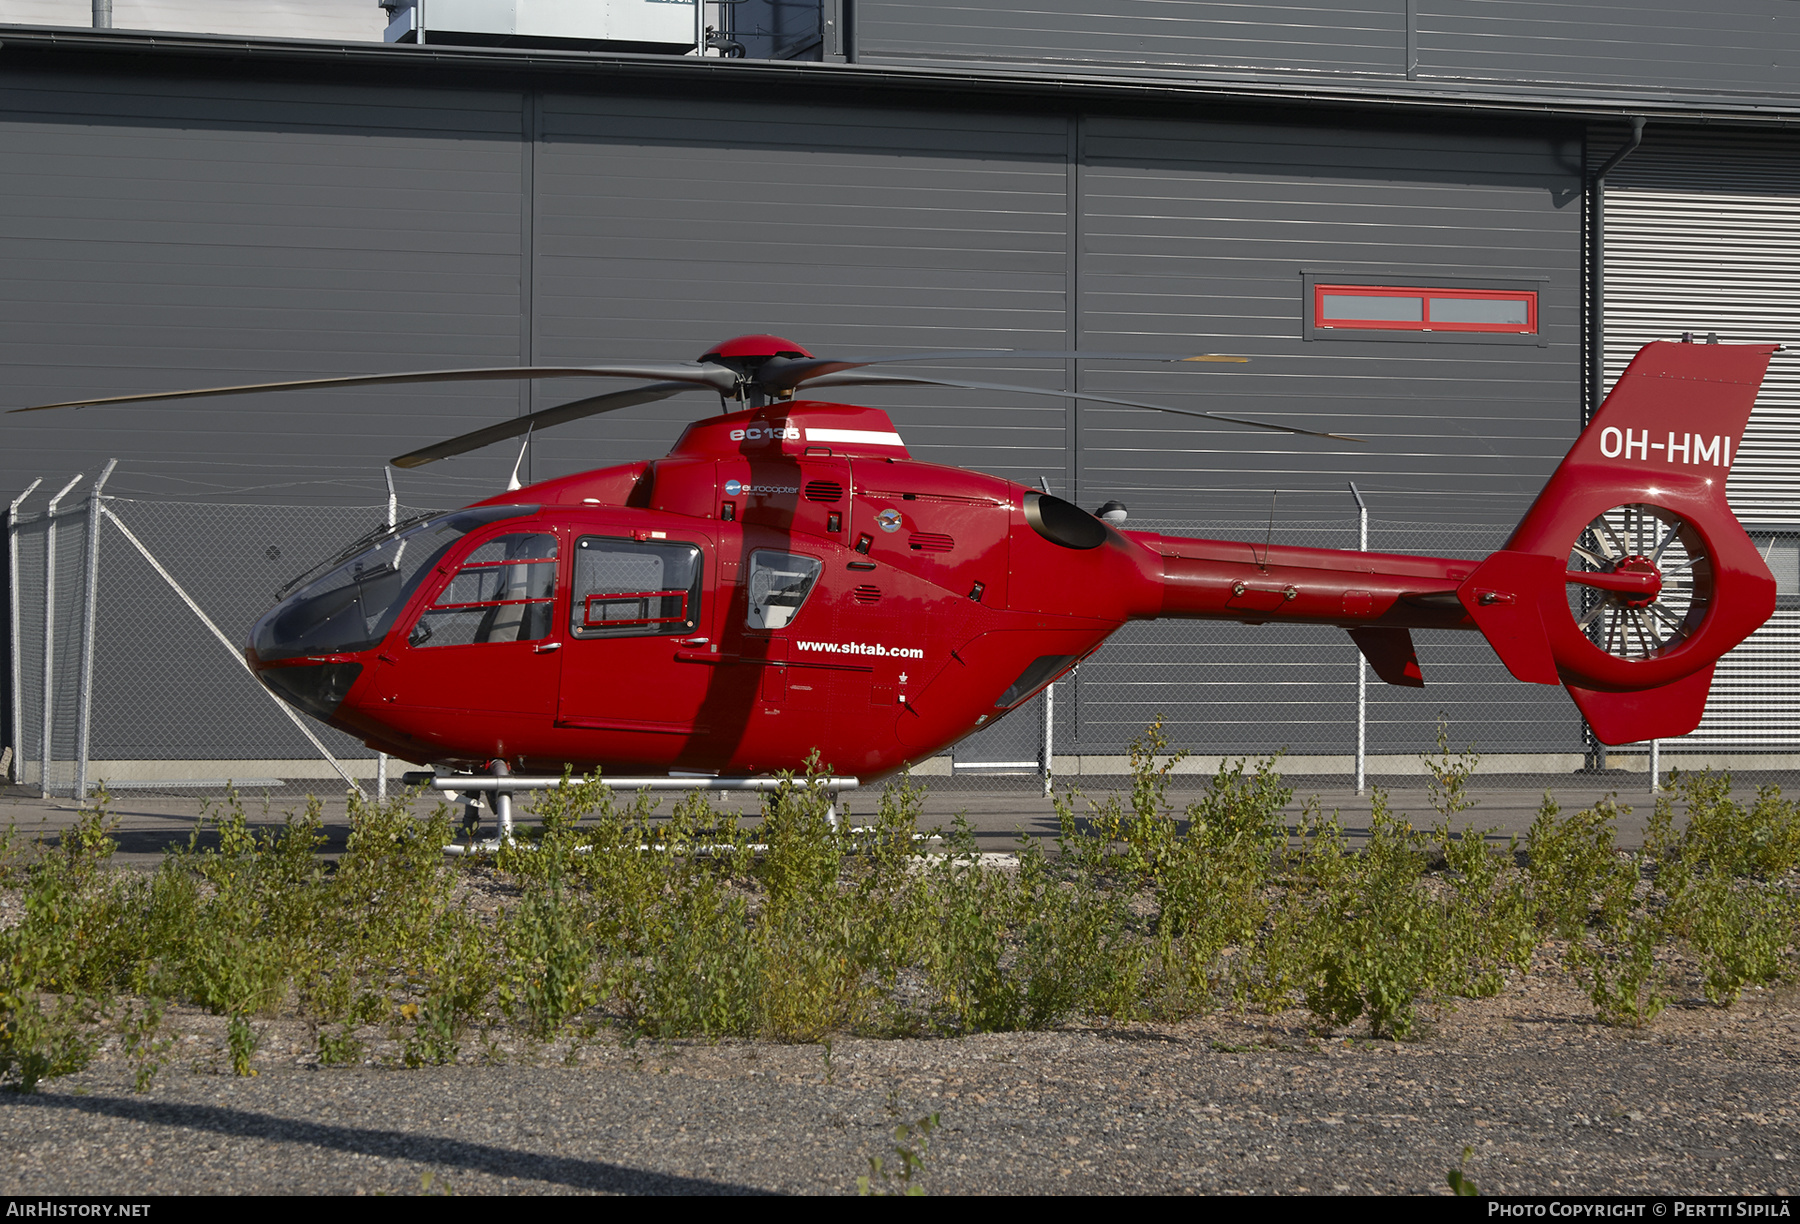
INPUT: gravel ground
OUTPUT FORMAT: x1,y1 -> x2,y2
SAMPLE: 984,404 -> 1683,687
3,972 -> 1796,1196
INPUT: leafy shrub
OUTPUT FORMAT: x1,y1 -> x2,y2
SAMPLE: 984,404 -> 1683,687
5,725 -> 1792,1068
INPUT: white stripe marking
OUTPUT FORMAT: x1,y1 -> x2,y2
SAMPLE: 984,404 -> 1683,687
805,428 -> 906,447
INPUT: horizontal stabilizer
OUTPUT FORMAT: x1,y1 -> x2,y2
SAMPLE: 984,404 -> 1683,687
1457,551 -> 1563,686
1567,665 -> 1716,745
1348,627 -> 1424,688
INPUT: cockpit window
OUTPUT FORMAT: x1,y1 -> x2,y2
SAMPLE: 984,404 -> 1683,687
745,550 -> 822,630
249,505 -> 538,662
409,532 -> 558,648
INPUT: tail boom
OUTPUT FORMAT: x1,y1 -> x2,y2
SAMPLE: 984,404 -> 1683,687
1141,535 -> 1478,630
1125,340 -> 1779,746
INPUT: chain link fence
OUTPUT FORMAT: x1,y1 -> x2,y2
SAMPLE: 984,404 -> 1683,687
7,485 -> 1799,799
7,475 -> 442,798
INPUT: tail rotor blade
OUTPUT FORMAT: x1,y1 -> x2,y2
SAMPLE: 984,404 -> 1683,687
389,381 -> 696,469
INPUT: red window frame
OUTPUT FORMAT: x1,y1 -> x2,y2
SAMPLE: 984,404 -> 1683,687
1313,284 -> 1537,334
583,589 -> 689,629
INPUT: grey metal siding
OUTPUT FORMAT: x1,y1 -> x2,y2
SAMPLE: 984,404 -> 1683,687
853,0 -> 1800,103
1597,126 -> 1800,751
1067,116 -> 1583,757
856,1 -> 1407,76
1416,1 -> 1800,94
1074,116 -> 1583,523
1600,129 -> 1800,526
524,92 -> 1075,491
0,70 -> 530,509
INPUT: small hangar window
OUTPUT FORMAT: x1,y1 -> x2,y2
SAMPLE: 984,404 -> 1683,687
1302,273 -> 1546,345
1315,285 -> 1536,333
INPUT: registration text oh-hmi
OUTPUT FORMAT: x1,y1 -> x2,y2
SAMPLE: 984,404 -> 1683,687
1599,428 -> 1732,466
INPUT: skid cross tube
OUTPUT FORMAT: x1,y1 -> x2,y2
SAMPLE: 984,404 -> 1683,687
423,772 -> 861,853
426,775 -> 861,792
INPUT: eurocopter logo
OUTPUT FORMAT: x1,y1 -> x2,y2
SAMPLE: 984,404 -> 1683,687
723,479 -> 799,498
1599,428 -> 1732,467
728,423 -> 801,443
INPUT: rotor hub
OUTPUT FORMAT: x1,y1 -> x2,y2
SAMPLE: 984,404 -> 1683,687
698,334 -> 813,370
1612,554 -> 1662,608
697,335 -> 814,403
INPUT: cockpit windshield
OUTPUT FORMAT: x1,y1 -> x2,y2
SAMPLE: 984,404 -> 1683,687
249,505 -> 539,662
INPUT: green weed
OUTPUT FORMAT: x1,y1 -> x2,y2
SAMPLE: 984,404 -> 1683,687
1447,1144 -> 1479,1196
858,1112 -> 941,1196
2,724 -> 1791,1069
225,1014 -> 260,1077
117,996 -> 172,1093
317,1025 -> 366,1067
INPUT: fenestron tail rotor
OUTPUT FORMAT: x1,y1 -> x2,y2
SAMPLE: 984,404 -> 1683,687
1565,504 -> 1710,662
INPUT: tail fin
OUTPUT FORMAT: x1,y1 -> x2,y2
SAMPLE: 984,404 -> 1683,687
1457,340 -> 1778,744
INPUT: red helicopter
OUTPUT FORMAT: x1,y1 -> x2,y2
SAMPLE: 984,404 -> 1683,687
16,334 -> 1778,782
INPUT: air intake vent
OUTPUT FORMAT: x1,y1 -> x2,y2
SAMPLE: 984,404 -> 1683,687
909,532 -> 953,553
804,480 -> 843,503
852,585 -> 881,604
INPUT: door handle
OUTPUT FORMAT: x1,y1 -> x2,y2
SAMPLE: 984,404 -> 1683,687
534,641 -> 563,654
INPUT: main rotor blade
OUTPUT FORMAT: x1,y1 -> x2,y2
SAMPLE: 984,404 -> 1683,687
798,372 -> 1363,442
14,363 -> 734,412
389,381 -> 697,469
759,349 -> 1248,392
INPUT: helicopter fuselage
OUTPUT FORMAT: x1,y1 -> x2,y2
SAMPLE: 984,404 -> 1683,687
245,398 -> 1486,780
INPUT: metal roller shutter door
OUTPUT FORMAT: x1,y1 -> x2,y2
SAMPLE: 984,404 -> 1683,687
1601,129 -> 1800,751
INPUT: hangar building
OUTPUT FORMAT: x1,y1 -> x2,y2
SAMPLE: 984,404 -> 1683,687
1,1 -> 1797,790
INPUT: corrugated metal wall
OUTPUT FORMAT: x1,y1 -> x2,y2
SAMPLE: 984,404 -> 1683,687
1416,2 -> 1799,94
0,68 -> 532,508
856,2 -> 1409,76
0,60 -> 1591,765
1073,115 -> 1581,523
524,93 -> 1074,492
1600,127 -> 1800,750
854,0 -> 1799,100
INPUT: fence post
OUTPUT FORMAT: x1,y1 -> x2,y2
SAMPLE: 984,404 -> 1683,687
73,459 -> 118,802
39,474 -> 83,797
1350,483 -> 1368,795
1584,720 -> 1608,772
1036,475 -> 1055,797
1648,738 -> 1659,793
378,468 -> 398,802
7,478 -> 43,784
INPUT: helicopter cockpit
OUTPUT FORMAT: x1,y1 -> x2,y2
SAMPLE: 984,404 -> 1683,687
250,504 -> 540,664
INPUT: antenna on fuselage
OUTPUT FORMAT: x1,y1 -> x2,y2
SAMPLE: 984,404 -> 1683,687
1259,490 -> 1279,572
506,425 -> 533,492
